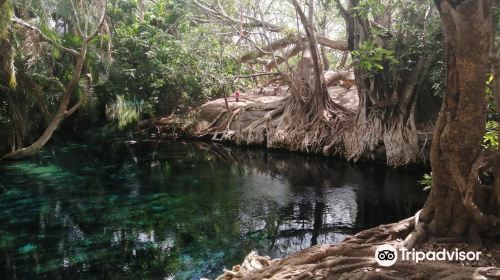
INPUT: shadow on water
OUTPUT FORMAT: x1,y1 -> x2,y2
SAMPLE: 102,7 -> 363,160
0,139 -> 427,279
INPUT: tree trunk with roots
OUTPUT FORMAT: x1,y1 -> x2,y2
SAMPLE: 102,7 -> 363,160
406,0 -> 498,248
265,0 -> 349,151
194,0 -> 440,167
333,0 -> 439,166
212,0 -> 352,154
216,1 -> 500,278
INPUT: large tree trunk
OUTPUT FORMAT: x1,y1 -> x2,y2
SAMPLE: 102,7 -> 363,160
408,0 -> 494,247
335,0 -> 437,166
231,0 -> 351,152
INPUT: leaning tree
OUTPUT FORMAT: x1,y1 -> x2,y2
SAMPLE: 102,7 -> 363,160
0,0 -> 108,160
328,0 -> 445,166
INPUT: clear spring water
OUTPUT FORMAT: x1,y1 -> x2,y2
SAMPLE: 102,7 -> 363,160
0,139 -> 427,279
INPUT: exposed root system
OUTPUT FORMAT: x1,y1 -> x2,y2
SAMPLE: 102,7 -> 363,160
214,217 -> 500,280
189,84 -> 430,167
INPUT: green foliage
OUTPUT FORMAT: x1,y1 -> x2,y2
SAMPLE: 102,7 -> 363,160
351,41 -> 398,74
483,121 -> 499,150
427,54 -> 446,96
280,27 -> 297,39
0,0 -> 237,152
486,73 -> 496,118
0,0 -> 112,153
419,172 -> 432,191
0,3 -> 16,89
483,74 -> 498,151
391,0 -> 445,97
351,0 -> 384,19
105,95 -> 150,129
102,0 -> 235,117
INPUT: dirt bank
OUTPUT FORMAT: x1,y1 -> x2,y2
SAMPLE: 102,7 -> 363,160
152,74 -> 433,167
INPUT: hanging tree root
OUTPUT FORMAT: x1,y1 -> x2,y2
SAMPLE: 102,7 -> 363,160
202,96 -> 291,144
339,108 -> 422,167
215,216 -> 500,280
151,63 -> 429,167
197,91 -> 422,167
201,64 -> 354,155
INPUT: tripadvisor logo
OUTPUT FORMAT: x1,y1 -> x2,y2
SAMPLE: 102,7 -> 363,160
375,244 -> 482,267
375,244 -> 398,267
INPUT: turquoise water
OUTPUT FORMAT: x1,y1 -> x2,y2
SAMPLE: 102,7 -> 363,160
0,139 -> 426,279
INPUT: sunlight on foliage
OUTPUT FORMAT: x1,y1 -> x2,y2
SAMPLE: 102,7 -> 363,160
419,172 -> 432,191
483,121 -> 499,150
486,73 -> 496,118
106,95 -> 147,129
352,41 -> 398,74
352,0 -> 384,19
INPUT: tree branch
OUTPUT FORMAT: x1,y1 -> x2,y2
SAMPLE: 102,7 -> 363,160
70,0 -> 85,38
265,44 -> 304,70
292,0 -> 324,95
65,74 -> 93,117
86,0 -> 107,42
333,0 -> 350,19
234,72 -> 280,78
193,0 -> 347,52
11,17 -> 80,56
239,35 -> 347,63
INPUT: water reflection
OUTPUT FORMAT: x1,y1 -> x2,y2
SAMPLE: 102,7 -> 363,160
0,140 -> 426,279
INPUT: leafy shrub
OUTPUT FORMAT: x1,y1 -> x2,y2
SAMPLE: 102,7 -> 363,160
352,41 -> 398,74
484,121 -> 499,150
419,172 -> 432,191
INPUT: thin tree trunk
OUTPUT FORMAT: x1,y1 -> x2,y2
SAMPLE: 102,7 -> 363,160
138,0 -> 145,24
320,45 -> 329,70
222,85 -> 230,111
338,51 -> 348,69
1,2 -> 106,160
2,44 -> 89,160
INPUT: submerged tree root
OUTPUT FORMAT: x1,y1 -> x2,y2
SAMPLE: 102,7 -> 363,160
214,217 -> 500,280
